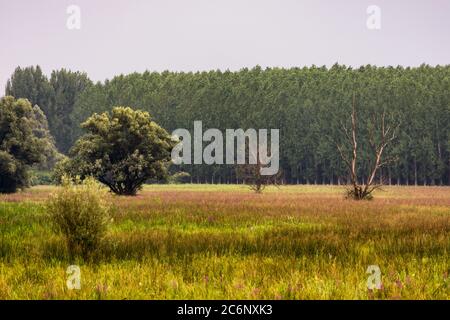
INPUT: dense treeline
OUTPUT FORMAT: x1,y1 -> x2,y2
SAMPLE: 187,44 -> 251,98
5,66 -> 91,154
5,64 -> 450,185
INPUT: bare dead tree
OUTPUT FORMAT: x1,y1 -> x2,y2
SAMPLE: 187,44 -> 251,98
336,95 -> 400,200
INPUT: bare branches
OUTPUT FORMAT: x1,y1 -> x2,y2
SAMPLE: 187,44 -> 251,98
336,95 -> 400,200
364,109 -> 400,194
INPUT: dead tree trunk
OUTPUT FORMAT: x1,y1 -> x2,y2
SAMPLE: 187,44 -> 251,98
336,95 -> 399,200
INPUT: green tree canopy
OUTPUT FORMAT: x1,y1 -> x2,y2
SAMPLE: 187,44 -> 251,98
61,107 -> 175,195
7,64 -> 450,186
0,96 -> 56,193
5,66 -> 92,154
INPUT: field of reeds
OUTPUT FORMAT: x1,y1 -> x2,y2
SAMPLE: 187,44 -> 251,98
0,185 -> 449,299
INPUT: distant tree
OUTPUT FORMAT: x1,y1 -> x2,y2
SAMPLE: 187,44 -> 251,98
167,171 -> 191,184
30,105 -> 63,170
60,107 -> 175,195
236,145 -> 281,193
49,69 -> 92,153
5,66 -> 92,154
0,96 -> 55,193
5,66 -> 53,115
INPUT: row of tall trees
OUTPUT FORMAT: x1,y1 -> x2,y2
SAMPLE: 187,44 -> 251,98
5,66 -> 92,154
5,64 -> 450,185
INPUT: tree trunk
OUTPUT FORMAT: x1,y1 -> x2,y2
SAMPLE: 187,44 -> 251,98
414,158 -> 418,186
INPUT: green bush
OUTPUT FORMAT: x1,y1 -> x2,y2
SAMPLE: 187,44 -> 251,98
167,171 -> 191,184
47,176 -> 110,260
30,170 -> 53,186
51,156 -> 70,185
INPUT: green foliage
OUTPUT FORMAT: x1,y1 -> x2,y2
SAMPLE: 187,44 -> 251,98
6,66 -> 92,153
68,65 -> 450,186
6,64 -> 450,185
29,104 -> 64,171
5,66 -> 53,116
30,170 -> 53,186
167,171 -> 191,184
49,69 -> 92,153
0,96 -> 55,193
63,107 -> 175,195
51,156 -> 71,184
46,176 -> 110,260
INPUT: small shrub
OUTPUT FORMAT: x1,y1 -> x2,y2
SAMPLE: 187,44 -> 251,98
47,176 -> 110,260
345,187 -> 374,201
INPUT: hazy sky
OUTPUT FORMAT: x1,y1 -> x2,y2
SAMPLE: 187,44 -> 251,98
1,0 -> 449,91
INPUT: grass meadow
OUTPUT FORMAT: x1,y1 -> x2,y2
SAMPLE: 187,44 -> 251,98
0,184 -> 449,300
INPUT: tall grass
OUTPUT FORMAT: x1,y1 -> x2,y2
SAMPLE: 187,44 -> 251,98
0,185 -> 449,299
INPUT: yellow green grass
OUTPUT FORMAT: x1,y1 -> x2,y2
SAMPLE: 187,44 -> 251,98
0,185 -> 449,299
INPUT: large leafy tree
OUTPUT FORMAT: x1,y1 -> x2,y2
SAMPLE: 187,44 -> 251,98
0,96 -> 55,193
62,107 -> 175,195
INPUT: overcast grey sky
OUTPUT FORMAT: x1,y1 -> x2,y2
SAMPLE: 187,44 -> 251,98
1,0 -> 449,91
